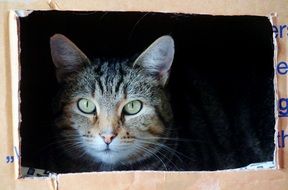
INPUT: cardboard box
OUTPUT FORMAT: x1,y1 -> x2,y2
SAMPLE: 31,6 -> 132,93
1,0 -> 288,189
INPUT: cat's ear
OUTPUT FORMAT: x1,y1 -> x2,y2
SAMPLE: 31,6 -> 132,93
133,36 -> 174,86
50,34 -> 90,82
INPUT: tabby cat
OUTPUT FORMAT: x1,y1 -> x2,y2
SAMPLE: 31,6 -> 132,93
49,34 -> 178,172
48,34 -> 274,173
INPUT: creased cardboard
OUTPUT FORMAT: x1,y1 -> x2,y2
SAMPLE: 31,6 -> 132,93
1,0 -> 288,190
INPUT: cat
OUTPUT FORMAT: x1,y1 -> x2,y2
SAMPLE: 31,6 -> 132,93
48,34 -> 178,172
47,34 -> 275,173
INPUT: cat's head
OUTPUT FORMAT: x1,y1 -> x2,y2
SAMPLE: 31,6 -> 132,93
50,34 -> 175,166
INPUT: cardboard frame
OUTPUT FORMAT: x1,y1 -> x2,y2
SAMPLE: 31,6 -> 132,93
1,1 -> 288,190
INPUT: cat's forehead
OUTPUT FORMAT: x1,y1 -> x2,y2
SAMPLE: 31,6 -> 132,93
73,60 -> 156,101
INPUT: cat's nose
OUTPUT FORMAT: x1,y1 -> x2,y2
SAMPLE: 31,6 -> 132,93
99,133 -> 117,145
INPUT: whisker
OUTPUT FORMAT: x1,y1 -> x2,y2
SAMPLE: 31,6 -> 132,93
137,137 -> 191,142
136,139 -> 194,162
52,144 -> 84,158
148,146 -> 180,170
134,144 -> 168,171
128,12 -> 151,40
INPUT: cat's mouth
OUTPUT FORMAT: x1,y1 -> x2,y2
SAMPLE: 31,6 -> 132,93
100,147 -> 122,154
104,147 -> 111,152
102,146 -> 117,153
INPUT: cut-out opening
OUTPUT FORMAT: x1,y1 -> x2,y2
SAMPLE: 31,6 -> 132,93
17,11 -> 276,177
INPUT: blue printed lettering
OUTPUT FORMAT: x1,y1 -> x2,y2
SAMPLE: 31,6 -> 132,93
272,24 -> 288,38
272,25 -> 278,38
278,130 -> 288,148
5,146 -> 20,164
280,25 -> 287,38
279,98 -> 288,117
277,61 -> 288,75
6,156 -> 14,163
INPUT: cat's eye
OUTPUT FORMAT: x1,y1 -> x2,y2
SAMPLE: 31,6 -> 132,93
77,98 -> 96,114
123,100 -> 142,115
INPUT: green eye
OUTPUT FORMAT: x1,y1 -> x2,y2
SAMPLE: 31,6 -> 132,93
77,98 -> 96,114
123,100 -> 142,115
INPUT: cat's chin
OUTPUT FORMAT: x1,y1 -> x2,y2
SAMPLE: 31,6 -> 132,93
88,149 -> 123,164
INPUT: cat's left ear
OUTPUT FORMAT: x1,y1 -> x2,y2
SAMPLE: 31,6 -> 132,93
50,34 -> 91,82
133,36 -> 174,86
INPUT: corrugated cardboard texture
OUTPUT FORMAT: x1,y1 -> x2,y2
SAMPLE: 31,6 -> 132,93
1,0 -> 288,190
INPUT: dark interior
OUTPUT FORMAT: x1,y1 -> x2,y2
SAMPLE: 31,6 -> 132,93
19,11 -> 275,172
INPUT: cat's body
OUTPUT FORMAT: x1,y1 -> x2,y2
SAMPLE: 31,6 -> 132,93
46,34 -> 274,173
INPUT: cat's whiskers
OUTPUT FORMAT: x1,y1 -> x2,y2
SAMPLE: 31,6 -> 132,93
138,136 -> 189,142
136,138 -> 194,163
133,144 -> 168,171
54,142 -> 86,159
154,147 -> 180,170
37,136 -> 82,153
142,141 -> 183,163
138,136 -> 210,144
136,142 -> 180,170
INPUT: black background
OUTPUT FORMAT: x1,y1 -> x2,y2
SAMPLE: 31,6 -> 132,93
19,11 -> 275,170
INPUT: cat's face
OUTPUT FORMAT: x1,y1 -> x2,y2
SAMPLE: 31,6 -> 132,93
50,34 -> 174,166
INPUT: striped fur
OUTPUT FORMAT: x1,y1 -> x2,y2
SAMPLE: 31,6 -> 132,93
50,34 -> 177,172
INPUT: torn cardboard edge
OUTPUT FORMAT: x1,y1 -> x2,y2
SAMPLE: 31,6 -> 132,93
9,10 -> 280,180
9,9 -> 21,180
20,161 -> 276,178
270,14 -> 282,169
15,162 -> 275,190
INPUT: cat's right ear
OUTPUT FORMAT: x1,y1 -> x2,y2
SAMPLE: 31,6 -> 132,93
133,36 -> 174,86
50,34 -> 90,82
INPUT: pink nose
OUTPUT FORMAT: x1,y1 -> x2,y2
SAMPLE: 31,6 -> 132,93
100,133 -> 117,145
